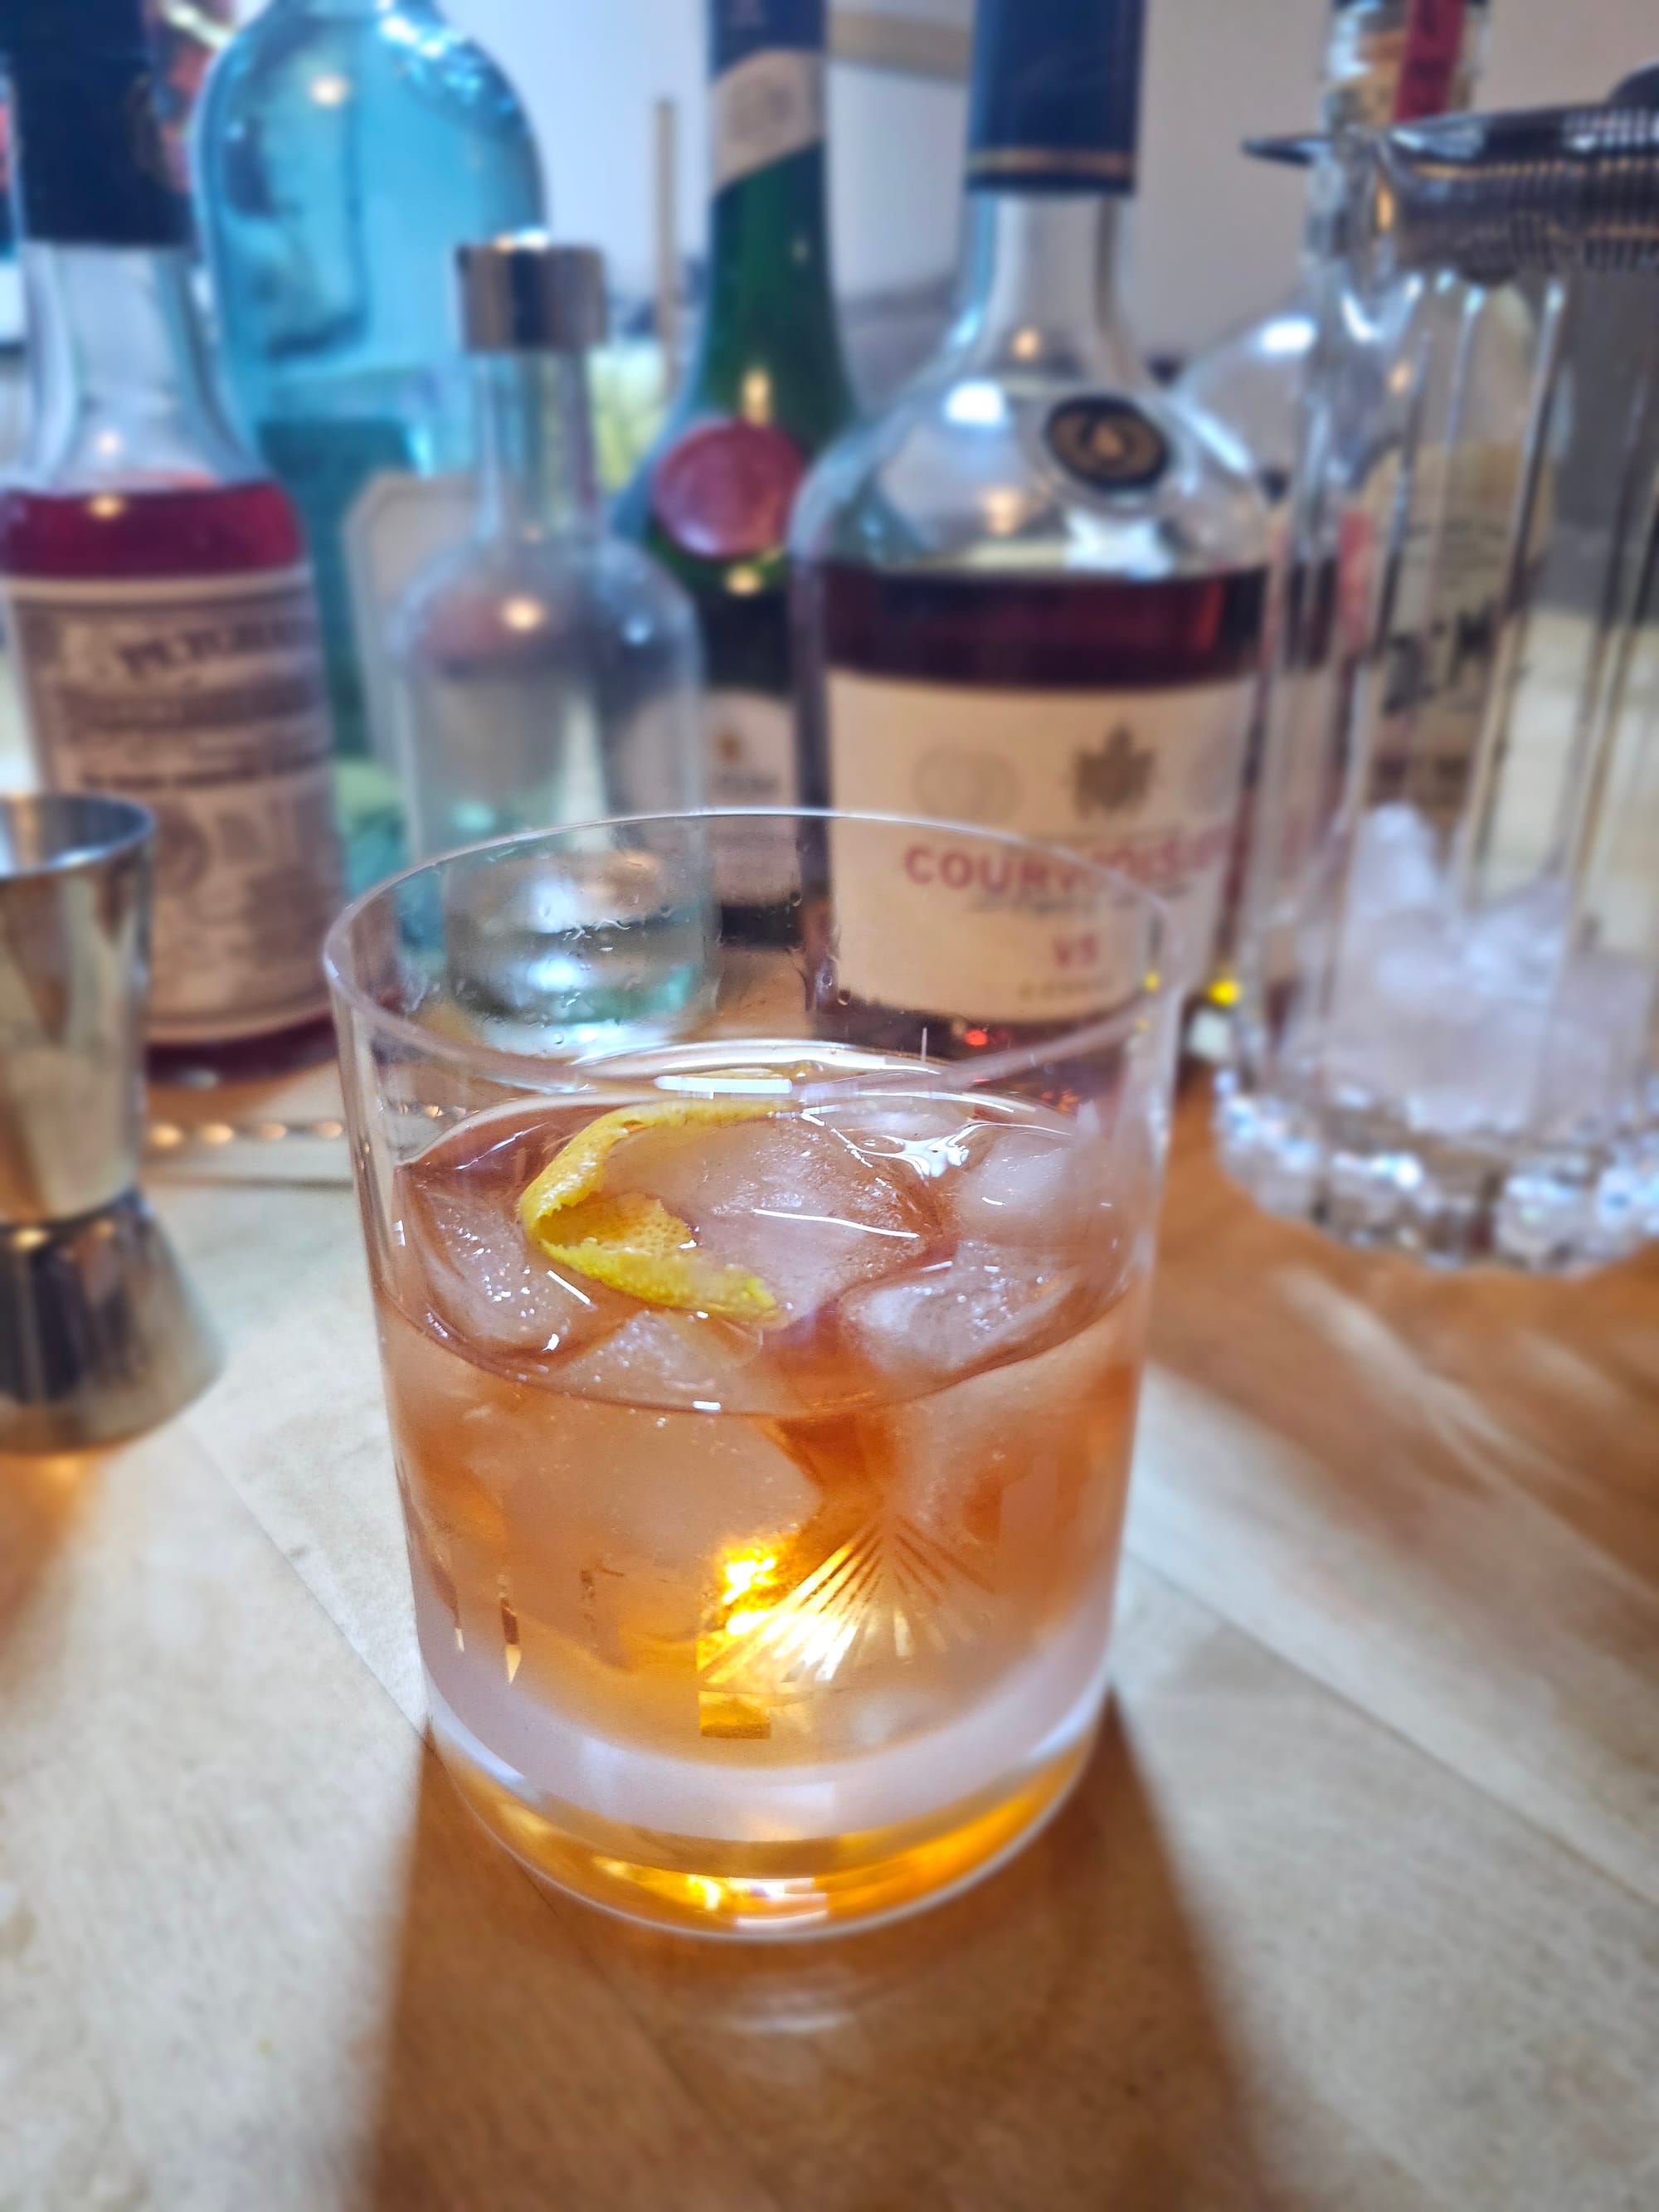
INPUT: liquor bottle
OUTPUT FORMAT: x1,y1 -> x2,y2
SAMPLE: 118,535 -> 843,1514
1176,0 -> 1491,503
0,0 -> 342,1077
792,0 -> 1269,1044
615,0 -> 856,931
389,239 -> 703,863
192,0 -> 543,894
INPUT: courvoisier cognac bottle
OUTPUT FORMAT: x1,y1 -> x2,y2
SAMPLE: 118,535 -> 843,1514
792,0 -> 1269,1048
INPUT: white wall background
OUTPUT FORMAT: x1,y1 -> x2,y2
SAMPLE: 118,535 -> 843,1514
250,0 -> 1659,357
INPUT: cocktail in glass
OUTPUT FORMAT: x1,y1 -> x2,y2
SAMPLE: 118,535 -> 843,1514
328,812 -> 1176,1937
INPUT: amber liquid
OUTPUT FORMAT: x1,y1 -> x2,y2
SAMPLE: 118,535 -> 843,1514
379,1067 -> 1146,1935
0,479 -> 337,1079
793,560 -> 1268,1061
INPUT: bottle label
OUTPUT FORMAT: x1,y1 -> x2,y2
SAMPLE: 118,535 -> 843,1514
1046,399 -> 1170,493
713,46 -> 826,192
825,667 -> 1256,1018
652,420 -> 806,562
705,688 -> 800,901
2,566 -> 342,1043
343,461 -> 475,759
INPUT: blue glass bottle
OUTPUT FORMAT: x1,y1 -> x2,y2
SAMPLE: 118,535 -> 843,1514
192,0 -> 543,892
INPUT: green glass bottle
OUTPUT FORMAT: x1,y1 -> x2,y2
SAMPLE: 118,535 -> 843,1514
615,0 -> 854,931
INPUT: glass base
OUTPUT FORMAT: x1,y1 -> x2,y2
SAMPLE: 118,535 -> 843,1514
431,1700 -> 1097,1942
1218,1082 -> 1659,1272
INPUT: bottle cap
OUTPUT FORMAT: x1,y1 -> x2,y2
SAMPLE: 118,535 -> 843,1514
711,0 -> 826,76
458,236 -> 609,354
0,0 -> 148,57
0,0 -> 183,249
967,0 -> 1146,198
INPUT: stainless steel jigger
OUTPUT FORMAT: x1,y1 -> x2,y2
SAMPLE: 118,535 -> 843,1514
0,794 -> 216,1451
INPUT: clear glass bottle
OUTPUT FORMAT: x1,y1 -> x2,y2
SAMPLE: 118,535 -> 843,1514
614,0 -> 855,934
192,0 -> 543,893
389,240 -> 703,864
1176,0 -> 1491,502
791,0 -> 1268,1043
0,0 -> 340,1077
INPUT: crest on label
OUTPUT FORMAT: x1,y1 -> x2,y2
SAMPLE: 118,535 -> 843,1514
1046,397 -> 1170,493
1075,726 -> 1155,816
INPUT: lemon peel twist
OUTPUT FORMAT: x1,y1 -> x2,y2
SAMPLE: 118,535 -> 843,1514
518,1100 -> 783,1322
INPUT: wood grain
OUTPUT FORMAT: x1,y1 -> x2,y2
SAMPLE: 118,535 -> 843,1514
1139,1101 -> 1659,1909
2,1090 -> 1656,2208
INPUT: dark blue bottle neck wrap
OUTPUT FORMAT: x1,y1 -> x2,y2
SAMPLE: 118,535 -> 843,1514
968,0 -> 1146,197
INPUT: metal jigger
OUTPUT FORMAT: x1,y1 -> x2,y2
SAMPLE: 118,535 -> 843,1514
0,794 -> 216,1451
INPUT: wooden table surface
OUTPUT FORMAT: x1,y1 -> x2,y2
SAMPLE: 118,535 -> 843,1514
2,1077 -> 1656,2212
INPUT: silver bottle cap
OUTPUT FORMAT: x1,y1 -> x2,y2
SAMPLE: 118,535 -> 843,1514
458,234 -> 609,353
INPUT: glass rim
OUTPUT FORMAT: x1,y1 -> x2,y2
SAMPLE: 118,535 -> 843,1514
323,807 -> 1177,1103
0,790 -> 153,882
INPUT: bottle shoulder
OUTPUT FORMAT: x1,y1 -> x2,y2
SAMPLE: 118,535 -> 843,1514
1175,308 -> 1315,491
395,529 -> 701,655
791,355 -> 1270,583
198,2 -> 539,148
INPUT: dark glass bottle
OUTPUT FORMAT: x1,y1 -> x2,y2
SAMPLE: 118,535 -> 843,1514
792,0 -> 1268,1049
0,0 -> 340,1072
615,0 -> 855,933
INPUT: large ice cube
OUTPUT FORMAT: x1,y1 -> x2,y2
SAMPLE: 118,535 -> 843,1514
942,1120 -> 1136,1303
553,1309 -> 797,1416
503,1388 -> 820,1663
401,1179 -> 630,1360
946,1122 -> 1104,1245
609,1112 -> 943,1320
810,1093 -> 979,1181
837,1245 -> 1082,1394
885,1288 -> 1144,1583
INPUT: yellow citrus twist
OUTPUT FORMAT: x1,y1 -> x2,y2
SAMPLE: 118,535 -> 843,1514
518,1100 -> 783,1322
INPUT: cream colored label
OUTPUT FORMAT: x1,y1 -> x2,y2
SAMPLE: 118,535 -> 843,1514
713,50 -> 825,191
826,668 -> 1257,1018
705,688 -> 799,902
3,566 -> 341,1042
346,468 -> 474,766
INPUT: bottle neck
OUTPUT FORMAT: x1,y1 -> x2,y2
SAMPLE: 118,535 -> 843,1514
471,353 -> 600,540
1294,3 -> 1490,293
1318,1 -> 1489,134
947,193 -> 1145,389
17,241 -> 254,491
692,143 -> 850,416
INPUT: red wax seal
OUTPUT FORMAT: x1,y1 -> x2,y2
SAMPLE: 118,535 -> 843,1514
650,419 -> 806,562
